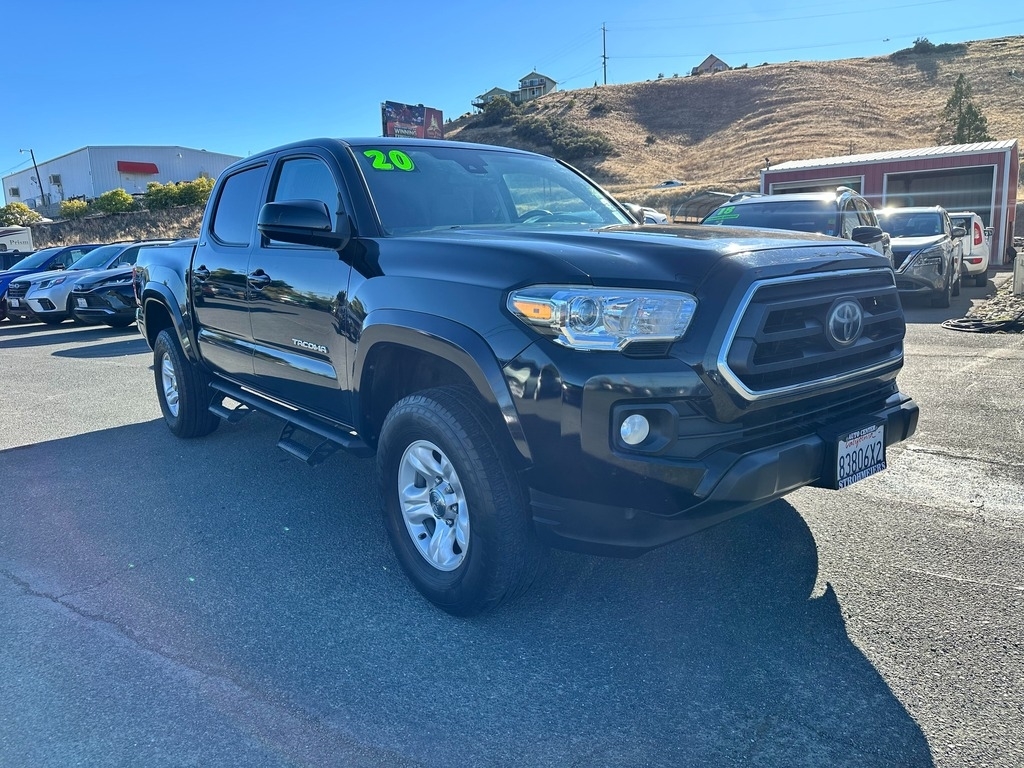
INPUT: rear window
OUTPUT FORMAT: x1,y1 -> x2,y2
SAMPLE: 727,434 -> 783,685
703,200 -> 840,236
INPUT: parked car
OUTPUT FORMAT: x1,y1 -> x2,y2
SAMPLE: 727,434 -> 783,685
71,262 -> 152,327
641,206 -> 669,224
1,244 -> 103,322
1,250 -> 33,271
701,187 -> 892,262
876,207 -> 965,308
948,211 -> 990,286
8,240 -> 173,325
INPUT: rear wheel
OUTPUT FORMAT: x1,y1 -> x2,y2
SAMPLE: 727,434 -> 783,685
377,387 -> 544,615
153,328 -> 220,438
975,272 -> 988,287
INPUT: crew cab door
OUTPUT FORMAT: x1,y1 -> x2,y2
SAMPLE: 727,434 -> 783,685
248,152 -> 353,425
191,162 -> 269,380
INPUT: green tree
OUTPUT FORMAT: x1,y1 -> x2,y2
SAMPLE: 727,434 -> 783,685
937,74 -> 994,144
0,201 -> 43,226
93,188 -> 136,214
480,95 -> 519,126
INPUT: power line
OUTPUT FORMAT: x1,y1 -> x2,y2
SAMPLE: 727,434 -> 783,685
610,19 -> 1024,60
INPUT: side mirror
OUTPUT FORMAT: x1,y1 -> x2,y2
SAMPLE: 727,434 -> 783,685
951,226 -> 966,239
258,199 -> 351,249
851,225 -> 884,245
622,202 -> 645,224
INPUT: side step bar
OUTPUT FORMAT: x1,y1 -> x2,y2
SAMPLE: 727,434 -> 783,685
208,380 -> 374,463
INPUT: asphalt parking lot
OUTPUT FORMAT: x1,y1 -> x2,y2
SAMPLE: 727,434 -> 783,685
1,275 -> 1022,767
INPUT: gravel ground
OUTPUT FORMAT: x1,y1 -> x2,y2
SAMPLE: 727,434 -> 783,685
948,269 -> 1024,332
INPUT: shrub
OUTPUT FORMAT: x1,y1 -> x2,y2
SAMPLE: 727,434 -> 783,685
93,188 -> 135,214
480,96 -> 519,126
0,201 -> 43,226
144,176 -> 215,210
60,199 -> 89,219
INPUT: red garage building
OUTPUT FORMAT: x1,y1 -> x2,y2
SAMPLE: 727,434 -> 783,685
761,140 -> 1019,265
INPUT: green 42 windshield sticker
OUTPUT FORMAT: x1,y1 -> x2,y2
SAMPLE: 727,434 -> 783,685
363,149 -> 416,171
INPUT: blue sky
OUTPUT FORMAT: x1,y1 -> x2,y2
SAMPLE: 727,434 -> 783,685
2,0 -> 1022,183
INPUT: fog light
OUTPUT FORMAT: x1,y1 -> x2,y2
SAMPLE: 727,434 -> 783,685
620,414 -> 650,446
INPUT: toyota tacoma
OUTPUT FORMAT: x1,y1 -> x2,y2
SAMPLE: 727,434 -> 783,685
134,138 -> 919,615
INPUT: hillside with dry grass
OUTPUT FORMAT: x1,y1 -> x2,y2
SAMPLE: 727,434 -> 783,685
445,35 -> 1024,212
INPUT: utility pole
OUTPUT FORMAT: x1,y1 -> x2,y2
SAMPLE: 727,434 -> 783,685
19,148 -> 45,207
602,23 -> 608,85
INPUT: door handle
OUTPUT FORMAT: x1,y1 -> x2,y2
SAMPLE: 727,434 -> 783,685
193,266 -> 210,280
248,270 -> 272,287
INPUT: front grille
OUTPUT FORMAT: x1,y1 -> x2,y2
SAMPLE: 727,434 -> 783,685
722,269 -> 905,397
7,281 -> 29,299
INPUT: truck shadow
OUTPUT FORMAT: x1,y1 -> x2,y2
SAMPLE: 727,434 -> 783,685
1,418 -> 933,767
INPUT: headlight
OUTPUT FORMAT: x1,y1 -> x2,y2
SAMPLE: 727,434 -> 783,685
911,245 -> 944,267
508,285 -> 698,350
39,277 -> 67,289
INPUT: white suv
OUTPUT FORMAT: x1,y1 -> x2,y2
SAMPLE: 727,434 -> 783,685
948,211 -> 990,287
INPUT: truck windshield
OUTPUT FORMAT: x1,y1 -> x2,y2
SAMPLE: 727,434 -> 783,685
352,144 -> 632,234
9,247 -> 62,270
703,200 -> 838,236
877,212 -> 942,238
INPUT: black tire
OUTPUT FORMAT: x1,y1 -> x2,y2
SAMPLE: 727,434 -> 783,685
153,328 -> 220,438
975,273 -> 988,287
104,317 -> 135,328
377,387 -> 545,616
39,314 -> 68,326
951,268 -> 961,297
931,271 -> 951,308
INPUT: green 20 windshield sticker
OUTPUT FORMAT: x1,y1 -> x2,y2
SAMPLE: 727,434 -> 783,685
363,149 -> 416,171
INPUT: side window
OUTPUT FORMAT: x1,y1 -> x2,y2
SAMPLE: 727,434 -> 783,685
841,202 -> 858,239
61,249 -> 86,267
270,156 -> 340,233
855,199 -> 877,227
116,246 -> 140,266
210,165 -> 266,246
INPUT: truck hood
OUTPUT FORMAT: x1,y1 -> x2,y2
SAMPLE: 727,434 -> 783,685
378,224 -> 884,290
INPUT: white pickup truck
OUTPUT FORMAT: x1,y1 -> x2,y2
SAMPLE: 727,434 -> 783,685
949,211 -> 990,287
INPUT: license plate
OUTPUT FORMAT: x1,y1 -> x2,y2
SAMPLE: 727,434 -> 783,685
76,298 -> 87,308
8,298 -> 19,307
837,424 -> 886,488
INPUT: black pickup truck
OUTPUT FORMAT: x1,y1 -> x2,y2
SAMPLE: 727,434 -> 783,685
135,138 -> 918,615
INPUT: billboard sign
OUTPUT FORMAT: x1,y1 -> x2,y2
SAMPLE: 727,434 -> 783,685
381,101 -> 444,140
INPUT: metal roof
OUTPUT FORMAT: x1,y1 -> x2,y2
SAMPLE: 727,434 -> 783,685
768,139 -> 1018,172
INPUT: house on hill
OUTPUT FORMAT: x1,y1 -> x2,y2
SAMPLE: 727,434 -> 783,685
691,55 -> 729,75
472,72 -> 557,110
471,87 -> 515,109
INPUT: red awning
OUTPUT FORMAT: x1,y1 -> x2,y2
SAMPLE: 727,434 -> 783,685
116,161 -> 159,174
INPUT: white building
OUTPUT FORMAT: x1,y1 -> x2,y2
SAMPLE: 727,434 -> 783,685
2,145 -> 242,211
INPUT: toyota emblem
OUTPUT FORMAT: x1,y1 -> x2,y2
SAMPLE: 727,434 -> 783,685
826,299 -> 863,347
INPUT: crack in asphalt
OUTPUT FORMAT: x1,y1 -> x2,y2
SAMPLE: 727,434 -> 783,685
0,567 -> 422,767
901,444 -> 1024,469
893,565 -> 1024,593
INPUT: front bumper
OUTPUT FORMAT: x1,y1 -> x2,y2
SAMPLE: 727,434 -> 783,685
528,391 -> 918,556
894,260 -> 944,296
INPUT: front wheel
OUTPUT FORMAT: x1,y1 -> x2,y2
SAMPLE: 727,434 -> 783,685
377,387 -> 544,615
153,329 -> 220,438
931,271 -> 951,308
